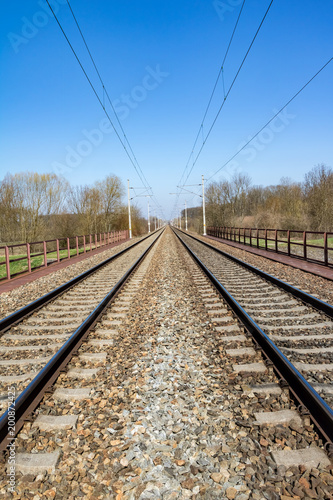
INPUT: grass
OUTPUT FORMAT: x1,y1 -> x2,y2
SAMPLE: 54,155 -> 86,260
231,236 -> 333,250
0,245 -> 98,280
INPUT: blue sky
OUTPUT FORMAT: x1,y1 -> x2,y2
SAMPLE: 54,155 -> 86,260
1,0 -> 332,221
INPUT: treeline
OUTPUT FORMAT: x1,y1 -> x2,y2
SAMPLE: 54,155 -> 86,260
0,172 -> 147,243
204,164 -> 333,231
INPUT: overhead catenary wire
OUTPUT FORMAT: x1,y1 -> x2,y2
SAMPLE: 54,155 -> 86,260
181,0 -> 274,189
172,56 -> 333,220
172,0 -> 268,219
65,0 -> 153,197
46,0 -> 165,218
178,0 -> 247,188
206,56 -> 333,182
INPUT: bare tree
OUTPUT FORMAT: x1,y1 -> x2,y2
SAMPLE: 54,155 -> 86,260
206,173 -> 251,227
0,172 -> 68,242
67,174 -> 124,235
0,174 -> 18,242
229,172 -> 251,221
304,164 -> 333,231
96,175 -> 124,231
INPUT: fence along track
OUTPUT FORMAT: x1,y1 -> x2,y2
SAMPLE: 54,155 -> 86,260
173,228 -> 333,447
208,226 -> 333,268
0,231 -> 160,334
0,229 -> 163,451
0,230 -> 128,282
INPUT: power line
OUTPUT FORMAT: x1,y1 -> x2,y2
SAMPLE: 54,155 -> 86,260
181,0 -> 274,188
46,0 -> 165,218
170,56 -> 333,219
206,56 -> 333,181
172,0 -> 247,219
179,0 -> 247,188
172,0 -> 271,219
65,0 -> 153,195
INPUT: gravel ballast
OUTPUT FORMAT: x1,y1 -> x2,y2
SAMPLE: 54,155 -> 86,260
194,233 -> 333,306
0,236 -> 146,321
0,227 -> 332,499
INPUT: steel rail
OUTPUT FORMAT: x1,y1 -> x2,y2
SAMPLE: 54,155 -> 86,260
0,230 -> 163,452
177,229 -> 333,318
173,228 -> 333,445
0,230 -> 162,334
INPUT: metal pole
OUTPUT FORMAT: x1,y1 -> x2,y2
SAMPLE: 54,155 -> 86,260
127,179 -> 132,239
148,199 -> 151,234
154,215 -> 156,231
185,200 -> 188,231
202,174 -> 206,236
179,210 -> 182,230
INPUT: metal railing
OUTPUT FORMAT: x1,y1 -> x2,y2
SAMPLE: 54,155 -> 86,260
207,226 -> 333,267
0,230 -> 129,281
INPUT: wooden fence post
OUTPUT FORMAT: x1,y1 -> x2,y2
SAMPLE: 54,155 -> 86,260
265,229 -> 268,251
27,243 -> 32,272
324,232 -> 328,266
43,241 -> 47,267
76,236 -> 79,256
5,246 -> 10,280
287,230 -> 291,256
303,232 -> 307,260
56,240 -> 60,262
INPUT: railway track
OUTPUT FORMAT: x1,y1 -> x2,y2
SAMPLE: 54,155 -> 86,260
174,228 -> 333,443
0,226 -> 332,498
0,229 -> 163,449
